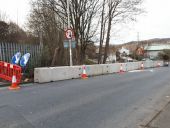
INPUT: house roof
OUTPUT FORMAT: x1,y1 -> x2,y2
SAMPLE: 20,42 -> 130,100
119,47 -> 130,54
144,45 -> 170,51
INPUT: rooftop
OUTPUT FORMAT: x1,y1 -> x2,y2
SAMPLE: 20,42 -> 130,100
144,44 -> 170,51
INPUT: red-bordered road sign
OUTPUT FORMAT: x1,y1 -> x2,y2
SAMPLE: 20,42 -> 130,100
65,29 -> 74,39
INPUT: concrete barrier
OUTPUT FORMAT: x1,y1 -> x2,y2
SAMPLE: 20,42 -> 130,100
104,63 -> 120,74
126,62 -> 139,71
143,61 -> 151,68
50,66 -> 81,82
34,67 -> 52,83
85,65 -> 103,76
34,61 -> 163,83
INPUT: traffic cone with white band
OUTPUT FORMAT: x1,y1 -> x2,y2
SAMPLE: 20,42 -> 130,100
81,65 -> 88,79
119,64 -> 125,73
157,62 -> 160,67
141,62 -> 144,70
8,73 -> 20,90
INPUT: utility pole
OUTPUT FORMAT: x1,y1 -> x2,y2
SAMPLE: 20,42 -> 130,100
134,32 -> 139,60
40,29 -> 43,48
137,32 -> 139,46
17,9 -> 19,32
67,0 -> 73,66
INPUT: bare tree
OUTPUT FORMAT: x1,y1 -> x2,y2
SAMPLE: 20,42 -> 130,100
38,0 -> 101,64
98,0 -> 106,64
0,21 -> 9,42
28,0 -> 143,66
0,20 -> 29,43
28,0 -> 66,66
98,0 -> 143,64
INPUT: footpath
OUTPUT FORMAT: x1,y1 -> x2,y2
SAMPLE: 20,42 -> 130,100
0,81 -> 10,87
145,101 -> 170,128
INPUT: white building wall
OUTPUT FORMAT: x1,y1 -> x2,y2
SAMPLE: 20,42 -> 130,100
147,51 -> 161,59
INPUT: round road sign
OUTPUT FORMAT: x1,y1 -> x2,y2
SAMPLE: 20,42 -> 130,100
65,29 -> 73,39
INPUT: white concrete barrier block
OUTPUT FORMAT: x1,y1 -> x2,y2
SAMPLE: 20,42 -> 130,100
50,66 -> 82,81
126,62 -> 139,71
105,63 -> 120,73
101,64 -> 109,74
34,67 -> 53,83
51,66 -> 70,81
85,65 -> 103,76
143,61 -> 150,68
72,66 -> 82,78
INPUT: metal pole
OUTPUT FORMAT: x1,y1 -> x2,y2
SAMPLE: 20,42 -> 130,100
67,0 -> 73,66
40,29 -> 43,48
137,32 -> 139,46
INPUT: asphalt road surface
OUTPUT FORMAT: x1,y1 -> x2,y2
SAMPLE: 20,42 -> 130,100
0,67 -> 170,128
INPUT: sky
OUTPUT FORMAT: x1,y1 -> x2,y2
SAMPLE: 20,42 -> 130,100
0,0 -> 30,29
0,0 -> 170,44
113,0 -> 170,44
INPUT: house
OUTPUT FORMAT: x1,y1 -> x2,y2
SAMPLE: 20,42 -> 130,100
96,45 -> 116,63
119,47 -> 130,56
144,44 -> 170,59
106,53 -> 116,63
116,47 -> 134,62
121,56 -> 133,62
136,47 -> 144,56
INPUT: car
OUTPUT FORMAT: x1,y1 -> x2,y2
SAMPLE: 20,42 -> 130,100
142,58 -> 153,61
163,61 -> 169,66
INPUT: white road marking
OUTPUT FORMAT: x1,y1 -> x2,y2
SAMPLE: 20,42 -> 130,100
129,70 -> 143,73
129,69 -> 154,73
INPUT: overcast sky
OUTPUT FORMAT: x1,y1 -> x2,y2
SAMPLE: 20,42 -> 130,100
0,0 -> 170,44
0,0 -> 30,28
114,0 -> 170,44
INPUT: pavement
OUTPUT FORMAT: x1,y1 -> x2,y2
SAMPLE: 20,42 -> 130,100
0,81 -> 10,87
0,67 -> 170,128
145,100 -> 170,128
129,68 -> 170,128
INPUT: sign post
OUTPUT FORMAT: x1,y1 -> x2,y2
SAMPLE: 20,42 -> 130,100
67,0 -> 73,66
64,40 -> 76,48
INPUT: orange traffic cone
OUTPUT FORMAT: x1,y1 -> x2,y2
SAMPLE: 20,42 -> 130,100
141,62 -> 144,70
8,74 -> 20,90
157,62 -> 160,67
81,65 -> 88,79
119,64 -> 125,73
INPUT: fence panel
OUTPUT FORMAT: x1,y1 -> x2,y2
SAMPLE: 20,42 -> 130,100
0,42 -> 42,68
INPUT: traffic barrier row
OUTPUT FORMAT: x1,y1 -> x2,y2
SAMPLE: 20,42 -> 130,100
34,61 -> 163,83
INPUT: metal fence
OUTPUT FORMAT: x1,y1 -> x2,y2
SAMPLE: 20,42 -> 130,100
0,42 -> 42,68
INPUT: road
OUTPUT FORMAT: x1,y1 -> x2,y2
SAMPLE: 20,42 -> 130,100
0,67 -> 170,128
